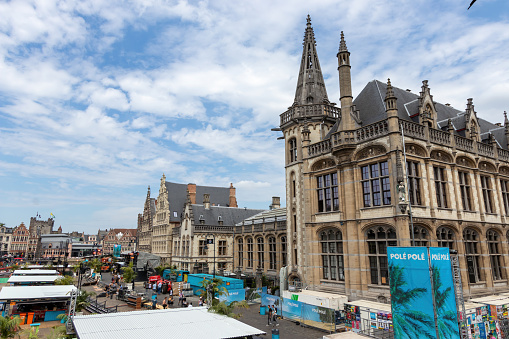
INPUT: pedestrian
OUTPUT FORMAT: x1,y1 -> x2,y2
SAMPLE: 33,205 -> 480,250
267,305 -> 273,326
267,287 -> 271,295
169,287 -> 173,297
273,305 -> 279,326
157,281 -> 162,294
179,291 -> 183,306
151,294 -> 157,310
152,282 -> 157,294
162,297 -> 168,309
188,302 -> 193,308
198,297 -> 203,307
168,295 -> 174,306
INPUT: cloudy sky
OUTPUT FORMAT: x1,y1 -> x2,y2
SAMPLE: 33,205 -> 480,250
1,0 -> 508,234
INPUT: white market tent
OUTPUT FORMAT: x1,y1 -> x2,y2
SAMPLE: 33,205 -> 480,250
12,269 -> 60,276
0,285 -> 76,300
73,307 -> 266,339
7,275 -> 60,284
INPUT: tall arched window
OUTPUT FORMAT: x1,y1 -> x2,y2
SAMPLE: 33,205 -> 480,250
436,227 -> 455,250
464,228 -> 482,283
289,138 -> 297,163
247,237 -> 253,268
237,238 -> 244,267
320,229 -> 344,281
367,226 -> 397,285
411,225 -> 429,247
268,237 -> 277,270
257,237 -> 265,269
281,236 -> 287,267
487,230 -> 503,281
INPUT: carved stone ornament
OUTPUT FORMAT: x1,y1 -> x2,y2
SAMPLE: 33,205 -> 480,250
500,167 -> 509,176
478,161 -> 496,173
405,144 -> 426,157
311,158 -> 336,171
356,145 -> 387,161
456,156 -> 475,168
430,150 -> 452,163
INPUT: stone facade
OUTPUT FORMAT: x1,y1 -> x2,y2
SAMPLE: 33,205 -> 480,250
0,226 -> 13,256
172,193 -> 263,273
27,217 -> 56,259
279,17 -> 509,301
11,223 -> 29,257
102,229 -> 137,255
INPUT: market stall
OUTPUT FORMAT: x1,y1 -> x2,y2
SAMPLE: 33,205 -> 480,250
12,269 -> 60,276
344,300 -> 392,334
7,275 -> 60,286
0,285 -> 75,324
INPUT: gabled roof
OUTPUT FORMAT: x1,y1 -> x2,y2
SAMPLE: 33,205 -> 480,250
191,205 -> 265,227
149,198 -> 156,216
165,182 -> 230,223
348,79 -> 506,148
237,207 -> 287,225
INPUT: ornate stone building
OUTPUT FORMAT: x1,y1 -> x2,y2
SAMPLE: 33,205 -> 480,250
11,223 -> 29,257
278,16 -> 509,301
172,193 -> 264,272
234,199 -> 287,284
27,217 -> 55,259
0,225 -> 13,256
137,175 -> 238,263
102,229 -> 137,255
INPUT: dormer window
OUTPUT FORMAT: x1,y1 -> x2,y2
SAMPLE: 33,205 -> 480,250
199,215 -> 205,225
218,216 -> 223,226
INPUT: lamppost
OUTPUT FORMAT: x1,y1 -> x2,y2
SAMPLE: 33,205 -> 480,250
203,234 -> 216,279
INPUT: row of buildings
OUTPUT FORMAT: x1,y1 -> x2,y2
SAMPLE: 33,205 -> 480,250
2,217 -> 137,260
137,16 -> 509,302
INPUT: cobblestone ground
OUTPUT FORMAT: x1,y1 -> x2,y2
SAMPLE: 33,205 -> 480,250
29,273 -> 332,339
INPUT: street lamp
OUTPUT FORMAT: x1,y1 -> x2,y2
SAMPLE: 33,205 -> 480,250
203,234 -> 216,279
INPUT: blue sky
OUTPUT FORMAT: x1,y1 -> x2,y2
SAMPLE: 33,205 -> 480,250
1,0 -> 508,234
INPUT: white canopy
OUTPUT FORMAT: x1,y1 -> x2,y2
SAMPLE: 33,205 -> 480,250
8,275 -> 60,284
12,269 -> 60,276
0,285 -> 76,300
73,307 -> 265,339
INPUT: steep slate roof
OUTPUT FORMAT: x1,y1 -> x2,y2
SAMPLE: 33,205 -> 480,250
342,79 -> 507,148
237,207 -> 287,225
165,182 -> 230,223
191,205 -> 265,227
149,198 -> 156,216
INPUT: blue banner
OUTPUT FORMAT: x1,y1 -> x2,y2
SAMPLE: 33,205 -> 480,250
261,293 -> 281,315
218,288 -> 245,305
282,297 -> 302,321
388,247 -> 436,339
429,247 -> 460,339
301,302 -> 335,331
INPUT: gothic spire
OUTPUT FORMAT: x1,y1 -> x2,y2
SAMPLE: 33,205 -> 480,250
293,15 -> 329,106
339,31 -> 348,52
504,111 -> 508,127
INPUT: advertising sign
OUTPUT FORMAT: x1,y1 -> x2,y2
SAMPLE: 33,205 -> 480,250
261,293 -> 282,315
388,247 -> 436,339
218,288 -> 245,305
301,303 -> 335,331
429,247 -> 461,339
282,297 -> 302,321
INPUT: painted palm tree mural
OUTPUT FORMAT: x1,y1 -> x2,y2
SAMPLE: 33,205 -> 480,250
389,264 -> 436,339
432,266 -> 459,339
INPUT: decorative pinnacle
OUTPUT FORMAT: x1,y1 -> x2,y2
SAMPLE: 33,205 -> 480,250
504,111 -> 508,126
339,31 -> 348,52
385,78 -> 395,100
307,14 -> 311,26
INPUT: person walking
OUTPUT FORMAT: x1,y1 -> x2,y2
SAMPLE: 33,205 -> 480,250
151,294 -> 157,310
157,281 -> 162,294
152,282 -> 157,294
267,305 -> 273,326
273,305 -> 279,326
162,297 -> 168,309
179,291 -> 183,306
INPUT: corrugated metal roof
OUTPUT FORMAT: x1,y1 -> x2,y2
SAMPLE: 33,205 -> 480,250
8,275 -> 59,283
0,285 -> 75,300
13,269 -> 60,276
73,307 -> 265,339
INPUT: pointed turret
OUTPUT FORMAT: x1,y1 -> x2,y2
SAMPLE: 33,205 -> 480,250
385,79 -> 397,114
337,31 -> 357,130
293,15 -> 329,105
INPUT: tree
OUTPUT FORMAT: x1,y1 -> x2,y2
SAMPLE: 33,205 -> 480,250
88,258 -> 102,274
0,316 -> 21,339
21,263 -> 30,270
197,277 -> 228,306
76,290 -> 95,312
154,263 -> 172,277
389,264 -> 435,339
54,275 -> 74,285
11,264 -> 19,271
208,300 -> 249,319
121,262 -> 136,289
432,266 -> 460,339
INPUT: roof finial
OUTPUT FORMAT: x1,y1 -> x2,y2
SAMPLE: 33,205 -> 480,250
385,78 -> 395,100
339,31 -> 348,52
306,14 -> 311,26
504,111 -> 508,126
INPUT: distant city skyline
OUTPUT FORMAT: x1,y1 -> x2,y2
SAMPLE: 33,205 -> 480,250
1,0 -> 508,233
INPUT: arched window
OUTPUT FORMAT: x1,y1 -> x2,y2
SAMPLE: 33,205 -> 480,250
288,138 -> 297,163
367,226 -> 397,285
487,230 -> 503,281
436,227 -> 455,250
320,229 -> 344,281
247,238 -> 253,268
268,237 -> 277,270
411,225 -> 429,247
257,237 -> 265,269
281,236 -> 287,266
237,238 -> 244,267
464,228 -> 482,283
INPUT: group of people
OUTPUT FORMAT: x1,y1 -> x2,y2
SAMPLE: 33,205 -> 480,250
147,281 -> 164,294
266,305 -> 279,326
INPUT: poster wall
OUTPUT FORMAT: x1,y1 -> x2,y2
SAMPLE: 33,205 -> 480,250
218,288 -> 245,305
387,247 -> 437,339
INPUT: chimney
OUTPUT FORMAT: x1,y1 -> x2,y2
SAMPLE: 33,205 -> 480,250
270,197 -> 281,210
229,183 -> 238,207
204,194 -> 210,209
187,183 -> 197,204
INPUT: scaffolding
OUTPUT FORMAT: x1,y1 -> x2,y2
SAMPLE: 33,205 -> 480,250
65,288 -> 78,334
451,252 -> 468,339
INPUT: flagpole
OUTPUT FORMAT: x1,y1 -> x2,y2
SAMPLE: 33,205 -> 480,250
400,123 -> 415,246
